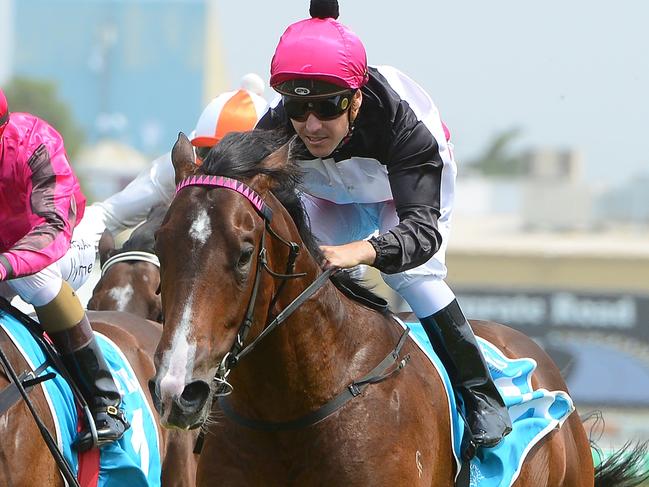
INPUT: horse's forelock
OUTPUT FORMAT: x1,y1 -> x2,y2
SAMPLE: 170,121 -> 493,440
198,128 -> 322,260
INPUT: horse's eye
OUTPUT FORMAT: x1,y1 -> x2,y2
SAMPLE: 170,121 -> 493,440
238,247 -> 254,268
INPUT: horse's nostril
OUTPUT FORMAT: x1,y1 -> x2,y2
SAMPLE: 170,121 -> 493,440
178,380 -> 211,411
148,379 -> 156,396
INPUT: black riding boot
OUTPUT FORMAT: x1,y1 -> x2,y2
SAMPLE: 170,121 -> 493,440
50,314 -> 130,451
420,300 -> 512,448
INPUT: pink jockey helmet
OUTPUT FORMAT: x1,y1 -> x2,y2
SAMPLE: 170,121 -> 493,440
270,16 -> 369,91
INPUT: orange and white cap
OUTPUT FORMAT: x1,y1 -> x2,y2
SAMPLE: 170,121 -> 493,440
191,74 -> 269,148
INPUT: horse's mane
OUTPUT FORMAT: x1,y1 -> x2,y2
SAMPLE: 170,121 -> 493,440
121,204 -> 168,254
200,128 -> 390,315
100,204 -> 167,265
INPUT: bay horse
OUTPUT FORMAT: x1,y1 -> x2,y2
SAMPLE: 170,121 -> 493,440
149,130 -> 646,486
88,204 -> 167,322
0,305 -> 196,486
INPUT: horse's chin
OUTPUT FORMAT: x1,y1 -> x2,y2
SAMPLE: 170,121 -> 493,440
163,401 -> 210,430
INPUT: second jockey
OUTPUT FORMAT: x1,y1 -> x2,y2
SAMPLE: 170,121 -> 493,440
84,75 -> 269,241
0,87 -> 130,451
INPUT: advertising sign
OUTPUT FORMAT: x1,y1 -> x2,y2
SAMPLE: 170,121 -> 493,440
457,289 -> 649,406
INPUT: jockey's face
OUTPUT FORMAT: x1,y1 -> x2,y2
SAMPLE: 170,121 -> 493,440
290,90 -> 362,158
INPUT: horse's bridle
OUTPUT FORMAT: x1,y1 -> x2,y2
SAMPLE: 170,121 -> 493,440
176,175 -> 330,391
176,175 -> 410,442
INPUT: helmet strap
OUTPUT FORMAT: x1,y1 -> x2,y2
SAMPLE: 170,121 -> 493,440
332,100 -> 359,152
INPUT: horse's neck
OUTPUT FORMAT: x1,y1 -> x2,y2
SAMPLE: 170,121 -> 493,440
229,203 -> 395,414
231,277 -> 392,417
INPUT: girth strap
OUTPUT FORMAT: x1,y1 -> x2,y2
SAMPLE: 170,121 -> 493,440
218,326 -> 411,432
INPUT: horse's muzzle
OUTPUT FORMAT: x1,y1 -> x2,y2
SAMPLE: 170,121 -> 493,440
149,378 -> 211,429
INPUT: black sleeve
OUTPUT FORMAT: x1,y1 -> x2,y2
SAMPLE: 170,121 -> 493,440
256,103 -> 287,130
368,103 -> 443,274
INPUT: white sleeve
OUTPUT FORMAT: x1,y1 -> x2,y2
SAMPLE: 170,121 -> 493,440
91,151 -> 176,234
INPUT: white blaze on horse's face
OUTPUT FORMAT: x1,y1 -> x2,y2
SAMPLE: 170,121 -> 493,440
158,295 -> 197,414
108,284 -> 134,312
189,207 -> 211,245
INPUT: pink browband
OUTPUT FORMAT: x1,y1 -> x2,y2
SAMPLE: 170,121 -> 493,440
176,175 -> 273,220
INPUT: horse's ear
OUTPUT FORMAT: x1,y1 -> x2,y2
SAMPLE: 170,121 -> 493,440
254,142 -> 292,193
263,142 -> 291,172
253,142 -> 292,194
171,132 -> 198,184
98,230 -> 115,267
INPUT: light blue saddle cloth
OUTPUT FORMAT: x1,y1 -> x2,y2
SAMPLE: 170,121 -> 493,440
403,320 -> 574,487
0,308 -> 161,487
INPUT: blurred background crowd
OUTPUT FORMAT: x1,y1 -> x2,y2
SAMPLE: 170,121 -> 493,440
2,0 -> 648,454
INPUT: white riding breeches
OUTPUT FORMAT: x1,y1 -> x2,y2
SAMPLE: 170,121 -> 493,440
301,193 -> 456,318
0,223 -> 97,307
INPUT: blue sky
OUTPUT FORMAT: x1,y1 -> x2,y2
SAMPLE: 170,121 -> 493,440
216,0 -> 649,187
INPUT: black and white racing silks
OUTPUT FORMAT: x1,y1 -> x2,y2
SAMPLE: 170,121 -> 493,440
258,65 -> 457,275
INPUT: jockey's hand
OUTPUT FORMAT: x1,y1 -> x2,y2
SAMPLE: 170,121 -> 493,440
319,241 -> 376,270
